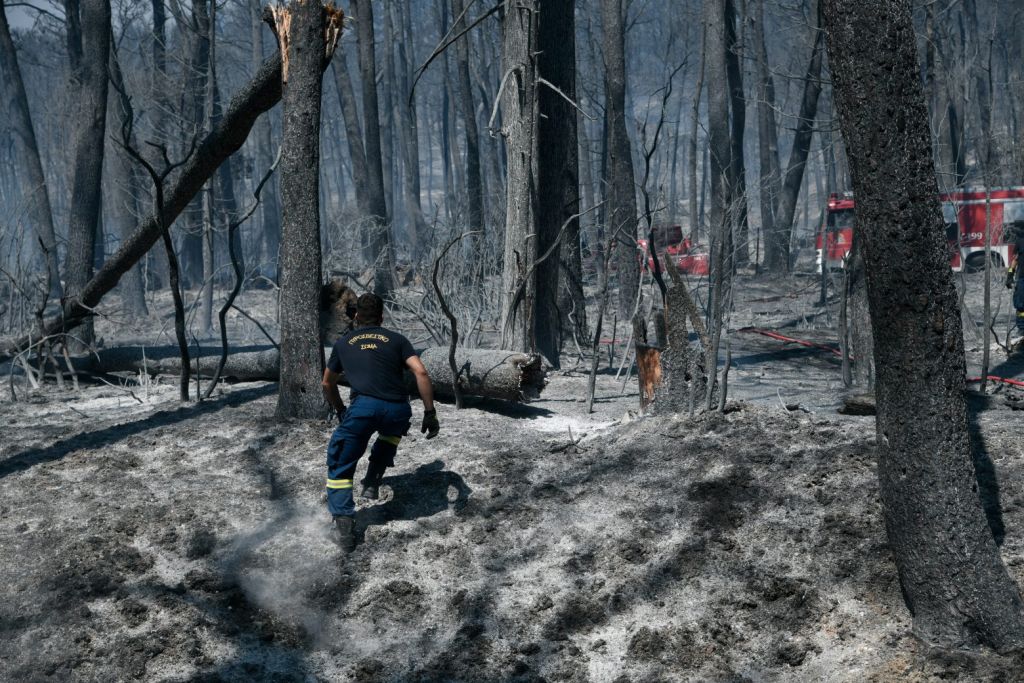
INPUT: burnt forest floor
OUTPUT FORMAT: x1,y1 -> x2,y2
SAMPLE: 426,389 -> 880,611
2,268 -> 1024,682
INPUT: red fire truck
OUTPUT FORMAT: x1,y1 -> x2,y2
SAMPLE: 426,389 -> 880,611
638,224 -> 711,276
816,187 -> 1024,272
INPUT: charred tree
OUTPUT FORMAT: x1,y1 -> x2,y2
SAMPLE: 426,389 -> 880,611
703,0 -> 732,409
63,0 -> 112,350
266,2 -> 342,419
824,0 -> 1024,651
535,0 -> 579,369
764,0 -> 823,273
0,0 -> 61,298
725,0 -> 750,268
351,0 -> 394,296
251,0 -> 282,274
498,0 -> 540,352
752,0 -> 781,268
331,50 -> 370,216
601,0 -> 640,319
451,0 -> 485,243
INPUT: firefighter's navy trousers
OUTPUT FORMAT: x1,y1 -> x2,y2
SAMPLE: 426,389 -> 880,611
326,395 -> 412,518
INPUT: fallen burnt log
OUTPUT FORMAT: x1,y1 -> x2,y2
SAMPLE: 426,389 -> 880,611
79,346 -> 547,403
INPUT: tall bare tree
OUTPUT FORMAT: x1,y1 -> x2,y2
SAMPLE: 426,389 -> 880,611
824,0 -> 1024,651
601,0 -> 640,318
0,0 -> 61,298
351,0 -> 394,296
268,1 -> 341,419
498,0 -> 539,352
536,0 -> 580,368
764,0 -> 824,273
63,0 -> 112,349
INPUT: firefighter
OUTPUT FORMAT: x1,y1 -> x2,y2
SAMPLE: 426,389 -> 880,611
321,293 -> 440,552
1006,223 -> 1024,350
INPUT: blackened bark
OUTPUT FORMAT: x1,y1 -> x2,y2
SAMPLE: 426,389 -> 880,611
64,0 -> 111,349
752,0 -> 780,266
765,0 -> 823,273
269,1 -> 328,419
351,0 -> 394,296
498,0 -> 539,352
601,0 -> 639,319
824,0 -> 1024,651
703,0 -> 732,409
536,0 -> 579,369
451,0 -> 485,237
688,25 -> 706,243
0,0 -> 61,298
725,0 -> 750,268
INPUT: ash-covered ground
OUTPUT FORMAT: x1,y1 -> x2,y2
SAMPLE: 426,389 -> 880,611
2,269 -> 1024,682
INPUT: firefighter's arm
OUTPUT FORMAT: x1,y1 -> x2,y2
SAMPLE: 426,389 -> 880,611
321,367 -> 347,419
406,355 -> 439,438
1008,256 -> 1018,289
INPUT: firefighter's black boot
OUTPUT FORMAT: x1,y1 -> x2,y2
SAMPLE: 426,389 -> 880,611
334,516 -> 356,553
361,461 -> 386,500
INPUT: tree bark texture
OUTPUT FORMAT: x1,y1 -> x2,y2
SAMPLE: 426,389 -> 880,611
332,52 -> 370,216
0,0 -> 62,298
824,0 -> 1024,651
765,0 -> 823,273
268,1 -> 329,419
752,0 -> 781,265
351,0 -> 394,296
601,0 -> 640,318
498,0 -> 540,353
725,0 -> 750,268
63,0 -> 112,349
688,25 -> 706,243
535,0 -> 579,369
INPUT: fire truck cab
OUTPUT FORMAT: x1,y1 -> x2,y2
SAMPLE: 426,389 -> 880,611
638,224 -> 710,276
815,187 -> 1024,273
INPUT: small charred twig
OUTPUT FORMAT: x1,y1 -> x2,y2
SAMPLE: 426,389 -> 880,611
431,231 -> 481,409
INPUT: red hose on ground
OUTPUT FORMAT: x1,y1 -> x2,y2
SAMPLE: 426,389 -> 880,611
738,327 -> 844,358
967,376 -> 1024,388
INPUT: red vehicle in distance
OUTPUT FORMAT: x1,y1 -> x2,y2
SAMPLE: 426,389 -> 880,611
638,224 -> 711,276
816,187 -> 1024,272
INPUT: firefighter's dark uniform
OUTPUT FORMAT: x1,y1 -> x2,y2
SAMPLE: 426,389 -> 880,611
1009,232 -> 1024,338
325,326 -> 416,518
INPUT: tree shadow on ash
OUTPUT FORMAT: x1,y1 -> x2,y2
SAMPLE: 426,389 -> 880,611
355,460 -> 472,541
0,384 -> 274,480
966,391 -> 1006,546
459,396 -> 554,418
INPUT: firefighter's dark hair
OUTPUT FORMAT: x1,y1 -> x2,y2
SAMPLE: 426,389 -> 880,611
355,293 -> 384,324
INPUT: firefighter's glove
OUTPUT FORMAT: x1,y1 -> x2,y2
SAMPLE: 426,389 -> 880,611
421,408 -> 440,440
1007,269 -> 1016,289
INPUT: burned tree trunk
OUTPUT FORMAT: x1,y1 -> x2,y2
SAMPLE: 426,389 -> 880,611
765,0 -> 823,273
331,52 -> 370,216
64,0 -> 112,349
824,0 -> 1024,651
351,0 -> 394,296
498,0 -> 540,353
266,2 -> 342,419
0,0 -> 61,298
601,0 -> 640,318
535,0 -> 579,369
